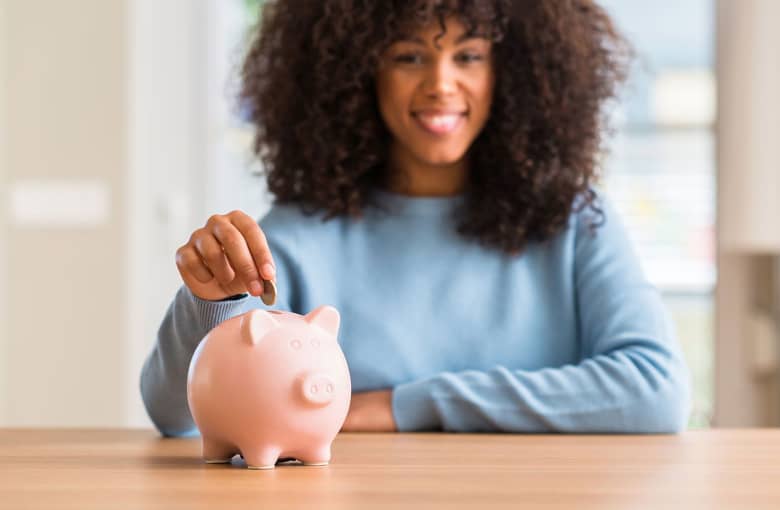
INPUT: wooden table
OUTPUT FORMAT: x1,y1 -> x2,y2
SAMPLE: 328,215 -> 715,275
1,429 -> 779,509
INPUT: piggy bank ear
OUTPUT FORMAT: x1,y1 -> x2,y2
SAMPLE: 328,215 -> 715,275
304,305 -> 340,337
241,309 -> 280,346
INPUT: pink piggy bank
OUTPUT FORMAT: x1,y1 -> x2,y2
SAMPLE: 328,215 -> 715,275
186,305 -> 351,469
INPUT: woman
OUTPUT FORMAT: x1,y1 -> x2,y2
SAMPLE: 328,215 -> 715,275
141,0 -> 690,436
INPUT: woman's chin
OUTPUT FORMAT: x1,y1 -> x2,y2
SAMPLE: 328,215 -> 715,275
415,150 -> 468,168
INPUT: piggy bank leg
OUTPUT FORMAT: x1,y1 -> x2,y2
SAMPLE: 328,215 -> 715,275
299,445 -> 331,467
202,438 -> 238,464
242,446 -> 282,470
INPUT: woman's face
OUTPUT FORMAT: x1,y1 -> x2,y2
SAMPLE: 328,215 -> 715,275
376,18 -> 495,172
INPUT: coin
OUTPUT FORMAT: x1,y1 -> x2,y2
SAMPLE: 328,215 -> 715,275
261,279 -> 277,306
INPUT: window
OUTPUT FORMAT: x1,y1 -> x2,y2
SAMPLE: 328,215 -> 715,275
599,0 -> 716,428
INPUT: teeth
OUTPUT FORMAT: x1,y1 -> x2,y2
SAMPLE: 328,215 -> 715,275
416,114 -> 461,131
420,114 -> 459,126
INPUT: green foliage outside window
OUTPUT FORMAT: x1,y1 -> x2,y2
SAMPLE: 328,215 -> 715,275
244,0 -> 264,26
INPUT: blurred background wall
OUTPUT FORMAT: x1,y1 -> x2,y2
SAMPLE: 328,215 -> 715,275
1,0 -> 127,426
0,0 -> 778,429
716,0 -> 780,425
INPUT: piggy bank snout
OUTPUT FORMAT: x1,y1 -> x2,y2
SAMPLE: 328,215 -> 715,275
300,373 -> 337,406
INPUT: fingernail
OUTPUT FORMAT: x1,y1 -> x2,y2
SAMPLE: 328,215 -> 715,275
249,280 -> 263,295
262,263 -> 275,279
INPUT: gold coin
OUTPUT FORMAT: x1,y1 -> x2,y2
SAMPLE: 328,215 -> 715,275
261,279 -> 277,306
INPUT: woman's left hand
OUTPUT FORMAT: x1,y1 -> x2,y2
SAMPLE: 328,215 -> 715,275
340,390 -> 397,432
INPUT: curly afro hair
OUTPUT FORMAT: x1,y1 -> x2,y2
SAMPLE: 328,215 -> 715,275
240,0 -> 632,254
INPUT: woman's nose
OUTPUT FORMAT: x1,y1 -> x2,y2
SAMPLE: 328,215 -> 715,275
422,60 -> 458,98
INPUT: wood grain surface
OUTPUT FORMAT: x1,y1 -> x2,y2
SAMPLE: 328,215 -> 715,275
1,428 -> 779,509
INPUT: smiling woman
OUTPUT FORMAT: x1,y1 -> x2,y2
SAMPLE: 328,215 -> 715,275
240,0 -> 632,254
140,0 -> 691,438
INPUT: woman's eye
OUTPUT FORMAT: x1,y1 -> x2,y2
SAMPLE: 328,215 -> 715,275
393,53 -> 423,65
457,53 -> 484,63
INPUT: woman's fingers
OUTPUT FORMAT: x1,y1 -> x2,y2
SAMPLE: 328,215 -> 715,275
193,227 -> 236,286
176,210 -> 274,301
229,211 -> 276,281
207,212 -> 269,296
175,244 -> 214,283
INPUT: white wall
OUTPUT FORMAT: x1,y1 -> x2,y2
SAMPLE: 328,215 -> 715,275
202,0 -> 271,220
718,0 -> 780,252
0,0 -> 9,425
715,0 -> 780,426
1,0 -> 126,426
125,0 -> 211,427
125,0 -> 271,427
0,0 -> 270,428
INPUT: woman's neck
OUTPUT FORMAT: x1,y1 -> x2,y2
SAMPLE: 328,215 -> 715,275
385,145 -> 468,197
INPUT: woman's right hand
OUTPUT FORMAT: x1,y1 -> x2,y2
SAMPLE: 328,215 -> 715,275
175,210 -> 276,301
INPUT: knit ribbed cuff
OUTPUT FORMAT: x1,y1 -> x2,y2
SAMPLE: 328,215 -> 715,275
184,286 -> 252,332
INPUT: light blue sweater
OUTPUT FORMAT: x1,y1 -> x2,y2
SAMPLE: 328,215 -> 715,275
140,190 -> 691,436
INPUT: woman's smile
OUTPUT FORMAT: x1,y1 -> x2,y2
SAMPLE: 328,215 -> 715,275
411,109 -> 467,136
375,17 -> 495,195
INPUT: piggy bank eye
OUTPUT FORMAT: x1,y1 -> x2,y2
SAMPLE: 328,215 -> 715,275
290,339 -> 302,350
310,338 -> 320,349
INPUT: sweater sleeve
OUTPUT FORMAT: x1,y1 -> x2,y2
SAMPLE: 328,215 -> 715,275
391,197 -> 692,433
139,207 -> 301,437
